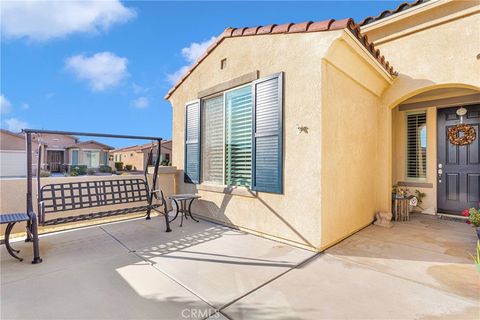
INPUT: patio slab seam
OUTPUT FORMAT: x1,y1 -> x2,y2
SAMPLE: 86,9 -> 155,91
99,225 -> 135,253
217,252 -> 322,312
324,252 -> 478,304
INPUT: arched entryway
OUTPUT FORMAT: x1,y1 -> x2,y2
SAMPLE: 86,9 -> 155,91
390,85 -> 480,216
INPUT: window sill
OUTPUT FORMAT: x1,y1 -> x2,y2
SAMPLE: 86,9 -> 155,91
398,180 -> 433,188
196,183 -> 257,198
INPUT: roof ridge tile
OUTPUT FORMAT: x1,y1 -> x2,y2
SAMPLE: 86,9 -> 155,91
359,0 -> 429,26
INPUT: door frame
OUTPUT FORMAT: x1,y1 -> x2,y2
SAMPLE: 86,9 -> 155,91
46,149 -> 65,172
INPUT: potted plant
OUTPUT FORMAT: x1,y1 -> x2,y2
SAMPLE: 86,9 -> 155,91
463,207 -> 480,239
470,241 -> 480,273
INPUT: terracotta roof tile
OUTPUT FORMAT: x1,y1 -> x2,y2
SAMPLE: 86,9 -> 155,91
165,17 -> 397,99
360,0 -> 430,26
330,18 -> 354,30
221,27 -> 234,37
243,26 -> 260,36
257,24 -> 276,34
271,23 -> 293,34
288,21 -> 312,33
307,19 -> 334,32
231,27 -> 247,37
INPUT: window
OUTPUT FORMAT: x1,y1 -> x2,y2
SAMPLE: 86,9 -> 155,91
184,72 -> 283,193
84,151 -> 100,168
72,150 -> 79,165
406,112 -> 427,179
201,95 -> 224,184
225,85 -> 252,186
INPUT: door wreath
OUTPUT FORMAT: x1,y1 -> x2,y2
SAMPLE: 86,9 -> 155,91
448,124 -> 476,146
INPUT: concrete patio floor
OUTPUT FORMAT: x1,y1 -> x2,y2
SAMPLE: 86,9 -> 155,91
1,214 -> 479,319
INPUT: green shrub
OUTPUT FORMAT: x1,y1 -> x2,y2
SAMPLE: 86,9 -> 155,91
39,170 -> 51,177
160,159 -> 171,166
125,164 -> 133,171
99,165 -> 112,173
87,168 -> 96,175
114,162 -> 124,171
71,165 -> 87,176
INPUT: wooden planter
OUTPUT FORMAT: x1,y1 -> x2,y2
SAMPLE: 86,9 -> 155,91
393,198 -> 410,221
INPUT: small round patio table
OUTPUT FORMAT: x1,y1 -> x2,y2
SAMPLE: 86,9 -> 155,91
167,194 -> 201,227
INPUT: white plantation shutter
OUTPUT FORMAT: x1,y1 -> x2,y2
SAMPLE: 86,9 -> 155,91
407,112 -> 427,179
252,73 -> 283,193
185,100 -> 200,183
201,96 -> 224,184
225,86 -> 253,187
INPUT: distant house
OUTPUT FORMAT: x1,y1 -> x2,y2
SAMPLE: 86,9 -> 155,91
110,140 -> 172,171
0,129 -> 113,176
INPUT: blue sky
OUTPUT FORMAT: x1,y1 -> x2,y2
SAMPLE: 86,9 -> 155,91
1,0 -> 403,148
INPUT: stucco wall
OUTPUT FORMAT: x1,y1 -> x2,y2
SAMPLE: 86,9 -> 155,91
0,167 -> 177,235
364,0 -> 480,108
168,32 -> 346,249
319,35 -> 391,248
167,29 -> 392,250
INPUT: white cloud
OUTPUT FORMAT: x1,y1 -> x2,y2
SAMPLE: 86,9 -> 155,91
132,83 -> 149,94
131,96 -> 150,109
0,94 -> 12,114
65,52 -> 128,91
181,36 -> 216,63
3,118 -> 29,132
21,102 -> 30,110
167,36 -> 216,84
1,0 -> 136,42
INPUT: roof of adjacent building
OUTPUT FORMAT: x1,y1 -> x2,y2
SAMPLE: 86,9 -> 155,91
359,0 -> 430,26
0,128 -> 25,139
111,140 -> 172,153
165,17 -> 397,99
69,140 -> 114,150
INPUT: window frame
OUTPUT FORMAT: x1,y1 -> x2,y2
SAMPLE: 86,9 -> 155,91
405,110 -> 427,181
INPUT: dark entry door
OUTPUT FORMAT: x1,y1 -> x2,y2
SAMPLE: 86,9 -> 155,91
47,151 -> 64,172
437,105 -> 480,214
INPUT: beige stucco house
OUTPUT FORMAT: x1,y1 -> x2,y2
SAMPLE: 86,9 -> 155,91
0,129 -> 113,175
165,0 -> 479,251
110,140 -> 172,171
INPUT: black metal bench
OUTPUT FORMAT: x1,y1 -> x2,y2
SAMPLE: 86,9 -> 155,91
1,213 -> 30,261
38,178 -> 165,226
1,213 -> 41,262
